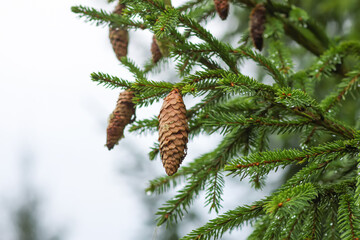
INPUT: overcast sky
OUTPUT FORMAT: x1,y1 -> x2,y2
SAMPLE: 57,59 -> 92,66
0,1 -> 282,239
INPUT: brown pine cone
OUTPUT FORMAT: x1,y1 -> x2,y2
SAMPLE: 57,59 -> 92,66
113,3 -> 126,15
151,35 -> 162,63
158,89 -> 189,176
250,4 -> 266,51
214,0 -> 229,20
109,3 -> 129,60
106,90 -> 135,150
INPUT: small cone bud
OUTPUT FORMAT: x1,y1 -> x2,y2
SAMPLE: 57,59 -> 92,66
106,90 -> 135,150
109,3 -> 129,60
151,35 -> 162,63
214,0 -> 229,20
250,4 -> 266,51
158,89 -> 189,176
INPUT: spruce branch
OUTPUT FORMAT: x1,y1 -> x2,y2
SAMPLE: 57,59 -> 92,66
148,142 -> 160,160
182,182 -> 321,240
178,15 -> 239,73
128,116 -> 158,134
71,5 -> 146,29
337,193 -> 360,239
90,72 -> 132,89
216,72 -> 354,139
310,41 -> 360,82
217,72 -> 276,97
119,57 -> 147,81
268,40 -> 294,76
320,71 -> 360,112
203,112 -> 312,135
204,171 -> 224,213
131,78 -> 173,106
225,139 -> 359,181
247,215 -> 270,240
146,153 -> 212,195
355,156 -> 360,206
156,127 -> 255,225
232,46 -> 286,86
146,170 -> 185,195
180,203 -> 264,240
156,169 -> 209,226
306,201 -> 323,240
263,183 -> 318,216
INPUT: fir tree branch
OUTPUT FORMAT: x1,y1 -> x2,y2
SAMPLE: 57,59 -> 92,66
355,156 -> 360,206
146,171 -> 185,195
337,193 -> 360,239
156,127 -> 254,225
204,113 -> 312,135
205,171 -> 224,213
308,201 -> 323,240
90,72 -> 132,89
263,183 -> 318,216
218,72 -> 355,139
181,22 -> 238,73
71,5 -> 147,29
320,71 -> 360,112
310,41 -> 360,82
148,142 -> 160,160
247,216 -> 270,240
217,72 -> 276,97
186,90 -> 226,118
180,203 -> 264,240
128,116 -> 158,134
225,139 -> 359,181
268,40 -> 294,75
156,169 -> 208,226
120,57 -> 147,81
180,18 -> 238,72
131,79 -> 173,106
182,182 -> 322,240
232,46 -> 286,87
282,210 -> 306,240
146,152 -> 213,195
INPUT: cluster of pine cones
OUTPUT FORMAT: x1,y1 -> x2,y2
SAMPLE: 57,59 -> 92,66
106,2 -> 189,176
104,1 -> 267,176
213,0 -> 266,51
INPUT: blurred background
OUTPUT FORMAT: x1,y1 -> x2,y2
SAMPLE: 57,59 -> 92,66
2,0 -> 359,239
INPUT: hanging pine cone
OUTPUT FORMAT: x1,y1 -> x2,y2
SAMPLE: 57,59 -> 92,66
214,0 -> 229,20
109,3 -> 129,61
250,4 -> 266,51
158,89 -> 189,176
106,90 -> 135,150
151,35 -> 162,63
113,3 -> 125,15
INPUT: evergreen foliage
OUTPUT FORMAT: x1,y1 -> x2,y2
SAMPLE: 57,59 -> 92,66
72,0 -> 360,238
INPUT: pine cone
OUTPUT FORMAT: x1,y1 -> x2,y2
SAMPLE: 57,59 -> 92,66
158,89 -> 189,176
113,3 -> 126,15
109,3 -> 129,60
214,0 -> 229,20
250,4 -> 266,51
151,35 -> 162,63
106,90 -> 135,150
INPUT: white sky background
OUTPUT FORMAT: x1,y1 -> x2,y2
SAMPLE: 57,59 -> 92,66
0,1 -> 283,239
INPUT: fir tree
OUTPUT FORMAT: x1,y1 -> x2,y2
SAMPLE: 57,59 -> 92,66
72,0 -> 360,239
